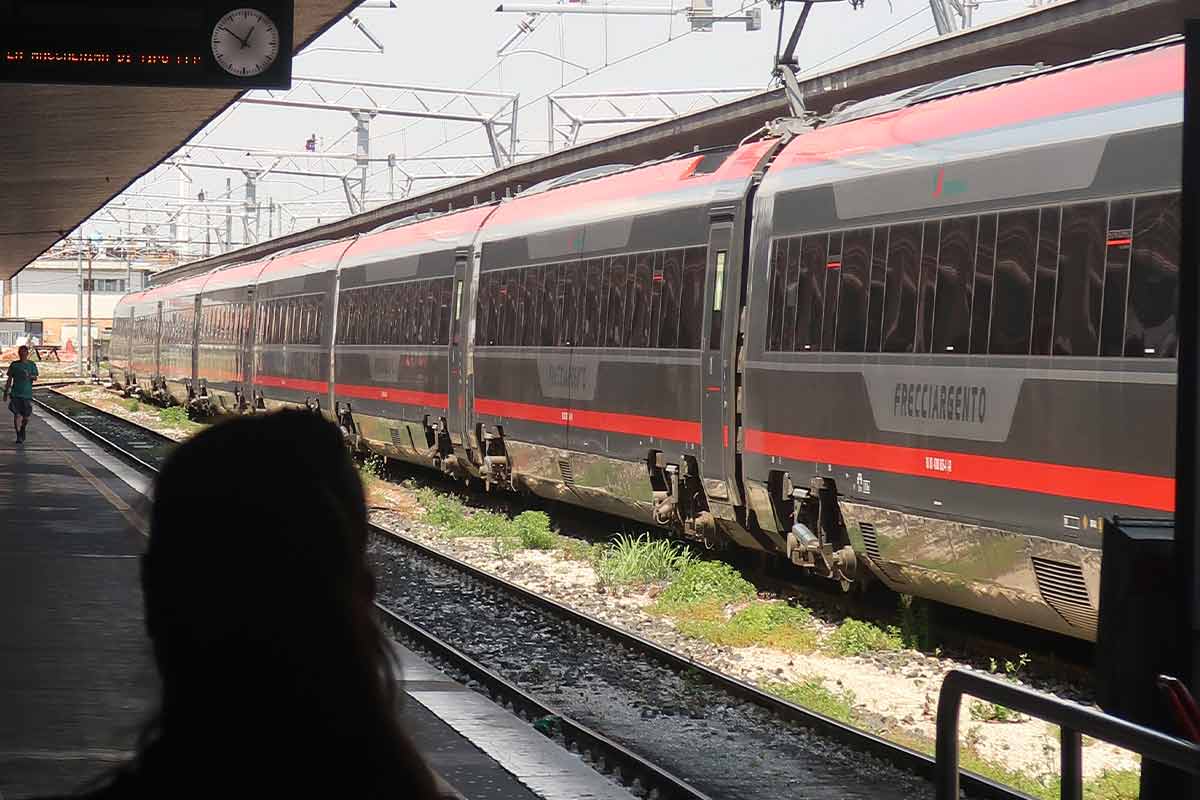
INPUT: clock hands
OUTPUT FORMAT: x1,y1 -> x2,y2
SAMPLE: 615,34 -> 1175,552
219,24 -> 258,49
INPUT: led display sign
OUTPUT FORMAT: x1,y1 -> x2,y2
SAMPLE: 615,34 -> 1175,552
0,1 -> 294,88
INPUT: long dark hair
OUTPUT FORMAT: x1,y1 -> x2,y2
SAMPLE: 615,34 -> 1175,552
96,410 -> 437,798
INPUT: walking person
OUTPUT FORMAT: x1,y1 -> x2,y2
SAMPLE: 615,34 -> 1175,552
4,345 -> 38,443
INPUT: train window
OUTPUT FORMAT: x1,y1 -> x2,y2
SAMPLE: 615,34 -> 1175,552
1125,193 -> 1180,357
970,215 -> 997,354
916,221 -> 939,353
1031,207 -> 1061,355
436,278 -> 453,345
820,234 -> 842,351
658,249 -> 682,349
628,253 -> 653,348
493,274 -> 510,346
794,234 -> 827,351
989,209 -> 1038,355
409,283 -> 424,344
680,246 -> 707,350
582,258 -> 605,347
473,275 -> 487,346
540,263 -> 560,347
836,229 -> 872,352
766,238 -> 788,352
709,250 -> 727,351
881,223 -> 920,353
931,217 -> 977,354
514,273 -> 531,347
1100,198 -> 1134,357
606,256 -> 628,347
780,236 -> 802,352
866,228 -> 887,352
557,263 -> 579,347
649,253 -> 665,348
522,266 -> 542,347
420,284 -> 436,345
488,272 -> 504,346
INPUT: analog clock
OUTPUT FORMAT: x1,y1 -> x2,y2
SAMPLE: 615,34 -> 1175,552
211,8 -> 281,77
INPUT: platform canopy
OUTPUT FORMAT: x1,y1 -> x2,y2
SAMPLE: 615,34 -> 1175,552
0,0 -> 358,281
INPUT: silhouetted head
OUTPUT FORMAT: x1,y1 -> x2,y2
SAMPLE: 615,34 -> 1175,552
17,345 -> 28,360
124,410 -> 435,798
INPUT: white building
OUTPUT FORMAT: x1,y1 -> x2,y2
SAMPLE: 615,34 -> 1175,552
1,254 -> 161,347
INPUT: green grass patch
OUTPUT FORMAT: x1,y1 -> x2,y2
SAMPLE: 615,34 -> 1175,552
1082,769 -> 1140,800
594,533 -> 695,588
762,679 -> 857,724
557,537 -> 607,564
654,560 -> 755,610
824,618 -> 904,656
513,510 -> 557,550
158,405 -> 192,427
125,398 -> 140,413
675,600 -> 818,652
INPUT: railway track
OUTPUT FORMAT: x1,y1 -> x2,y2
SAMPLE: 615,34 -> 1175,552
34,387 -> 1030,800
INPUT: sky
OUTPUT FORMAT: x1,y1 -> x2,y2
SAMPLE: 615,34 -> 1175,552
83,0 -> 1051,255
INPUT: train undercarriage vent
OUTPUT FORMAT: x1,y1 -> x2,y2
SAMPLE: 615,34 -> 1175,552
788,477 -> 858,591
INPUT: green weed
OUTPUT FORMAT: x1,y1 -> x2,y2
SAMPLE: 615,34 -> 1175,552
491,532 -> 520,560
825,618 -> 904,656
359,454 -> 387,483
513,510 -> 557,550
158,405 -> 191,427
970,653 -> 1030,723
595,533 -> 695,588
654,560 -> 755,610
557,537 -> 607,564
762,679 -> 857,724
899,594 -> 932,650
676,601 -> 818,652
125,398 -> 140,413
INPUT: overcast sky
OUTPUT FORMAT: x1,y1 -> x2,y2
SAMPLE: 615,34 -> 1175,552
86,0 -> 1048,250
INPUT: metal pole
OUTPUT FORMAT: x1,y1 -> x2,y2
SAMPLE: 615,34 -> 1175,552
225,177 -> 233,250
86,253 -> 94,377
77,229 -> 84,378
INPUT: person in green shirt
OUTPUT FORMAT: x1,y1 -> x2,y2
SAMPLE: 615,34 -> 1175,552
4,345 -> 38,443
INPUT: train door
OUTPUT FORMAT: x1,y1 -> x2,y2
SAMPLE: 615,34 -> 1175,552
447,247 -> 472,448
191,296 -> 201,395
153,301 -> 163,387
700,220 -> 737,507
241,287 -> 257,408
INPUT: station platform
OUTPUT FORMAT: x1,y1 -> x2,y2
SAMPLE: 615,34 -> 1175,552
0,412 -> 632,800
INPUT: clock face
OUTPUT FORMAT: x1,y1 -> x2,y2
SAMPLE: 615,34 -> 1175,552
211,8 -> 280,77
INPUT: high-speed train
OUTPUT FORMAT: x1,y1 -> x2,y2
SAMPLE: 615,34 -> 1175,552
111,40 -> 1183,640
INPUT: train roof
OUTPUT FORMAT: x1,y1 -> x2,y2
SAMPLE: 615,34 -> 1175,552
482,139 -> 776,239
768,39 -> 1182,176
341,204 -> 497,268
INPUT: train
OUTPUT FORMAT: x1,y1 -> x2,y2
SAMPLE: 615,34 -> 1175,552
109,39 -> 1184,641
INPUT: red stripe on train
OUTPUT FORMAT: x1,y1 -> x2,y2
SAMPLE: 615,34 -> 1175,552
744,429 -> 1174,512
475,397 -> 701,443
335,383 -> 448,409
254,375 -> 450,409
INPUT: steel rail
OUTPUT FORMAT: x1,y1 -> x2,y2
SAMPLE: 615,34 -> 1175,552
367,526 -> 1025,800
29,388 -> 712,800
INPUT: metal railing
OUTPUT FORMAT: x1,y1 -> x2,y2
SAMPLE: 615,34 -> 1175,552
936,669 -> 1200,799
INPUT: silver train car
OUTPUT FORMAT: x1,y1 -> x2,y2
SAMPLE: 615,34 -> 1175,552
110,40 -> 1184,640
